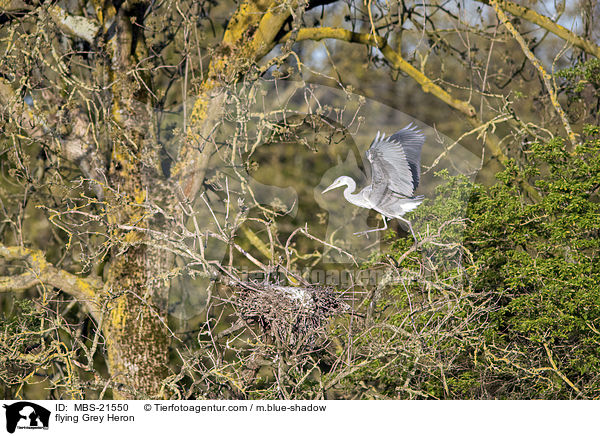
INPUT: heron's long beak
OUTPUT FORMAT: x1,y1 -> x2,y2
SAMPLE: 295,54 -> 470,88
322,183 -> 338,194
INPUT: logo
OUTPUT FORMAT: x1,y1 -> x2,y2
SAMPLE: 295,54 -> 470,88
3,402 -> 50,433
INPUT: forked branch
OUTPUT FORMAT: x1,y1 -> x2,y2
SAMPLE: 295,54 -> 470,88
0,245 -> 103,319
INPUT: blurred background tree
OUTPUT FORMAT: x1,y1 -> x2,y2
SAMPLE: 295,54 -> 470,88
0,0 -> 598,399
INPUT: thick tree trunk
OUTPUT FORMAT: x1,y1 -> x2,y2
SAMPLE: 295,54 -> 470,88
96,0 -> 301,398
104,246 -> 170,399
91,1 -> 174,399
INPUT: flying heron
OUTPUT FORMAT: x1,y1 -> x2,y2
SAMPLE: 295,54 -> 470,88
322,123 -> 425,240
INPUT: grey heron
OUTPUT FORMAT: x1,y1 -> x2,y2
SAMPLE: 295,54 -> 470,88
322,123 -> 425,241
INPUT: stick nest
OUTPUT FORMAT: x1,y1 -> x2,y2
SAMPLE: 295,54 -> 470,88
232,281 -> 349,348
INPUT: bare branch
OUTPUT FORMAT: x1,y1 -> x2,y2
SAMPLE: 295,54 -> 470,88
490,0 -> 578,147
0,245 -> 102,318
0,0 -> 31,12
176,0 -> 301,202
48,5 -> 100,44
0,78 -> 107,199
477,0 -> 600,58
286,27 -> 477,118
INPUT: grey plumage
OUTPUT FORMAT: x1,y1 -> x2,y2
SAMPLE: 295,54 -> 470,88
322,123 -> 425,240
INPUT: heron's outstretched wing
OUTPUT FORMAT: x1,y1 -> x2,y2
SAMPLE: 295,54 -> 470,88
365,123 -> 425,201
389,123 -> 425,190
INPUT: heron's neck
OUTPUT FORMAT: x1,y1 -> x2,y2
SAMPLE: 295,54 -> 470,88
342,178 -> 365,206
342,178 -> 357,195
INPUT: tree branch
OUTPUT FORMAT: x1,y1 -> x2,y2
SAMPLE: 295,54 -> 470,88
0,245 -> 103,319
175,0 -> 297,202
490,0 -> 578,147
286,27 -> 477,118
0,78 -> 107,199
1,3 -> 100,44
477,0 -> 600,59
0,0 -> 31,12
48,5 -> 100,44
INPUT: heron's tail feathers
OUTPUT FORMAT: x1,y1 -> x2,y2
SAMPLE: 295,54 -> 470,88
399,195 -> 424,214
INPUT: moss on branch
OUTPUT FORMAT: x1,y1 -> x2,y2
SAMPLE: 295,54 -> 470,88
288,27 -> 477,119
0,245 -> 102,318
177,0 -> 297,202
477,0 -> 600,59
48,5 -> 100,43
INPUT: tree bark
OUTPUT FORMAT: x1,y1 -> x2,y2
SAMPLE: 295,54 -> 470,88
104,246 -> 170,398
98,0 -> 172,398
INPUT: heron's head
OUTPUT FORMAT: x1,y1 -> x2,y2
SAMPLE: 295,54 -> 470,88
322,176 -> 351,194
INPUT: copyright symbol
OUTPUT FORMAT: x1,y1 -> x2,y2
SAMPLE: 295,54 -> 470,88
144,404 -> 152,411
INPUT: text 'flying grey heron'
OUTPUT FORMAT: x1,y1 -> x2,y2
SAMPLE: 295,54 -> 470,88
322,123 -> 425,241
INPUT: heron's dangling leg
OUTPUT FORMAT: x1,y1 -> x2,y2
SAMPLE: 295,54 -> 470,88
353,216 -> 388,236
397,216 -> 418,243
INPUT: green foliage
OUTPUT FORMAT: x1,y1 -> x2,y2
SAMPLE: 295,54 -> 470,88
465,128 -> 600,397
1,299 -> 42,335
557,59 -> 600,124
0,298 -> 46,397
557,58 -> 600,93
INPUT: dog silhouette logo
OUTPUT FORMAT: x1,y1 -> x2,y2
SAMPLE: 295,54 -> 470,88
3,402 -> 50,433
